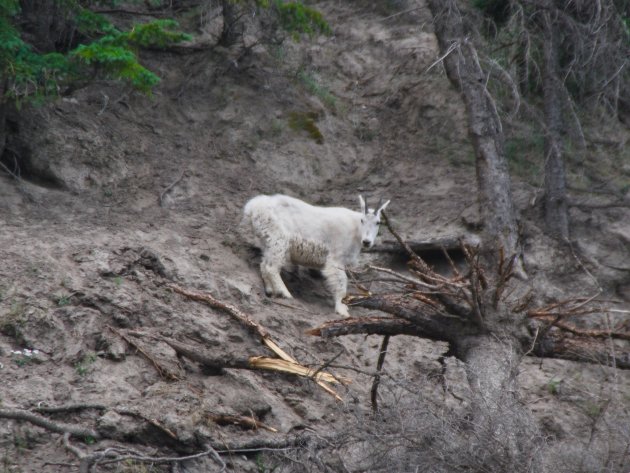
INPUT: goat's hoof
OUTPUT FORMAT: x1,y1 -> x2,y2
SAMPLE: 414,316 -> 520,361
335,305 -> 350,317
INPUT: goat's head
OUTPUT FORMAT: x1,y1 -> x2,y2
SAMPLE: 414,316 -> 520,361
358,195 -> 391,249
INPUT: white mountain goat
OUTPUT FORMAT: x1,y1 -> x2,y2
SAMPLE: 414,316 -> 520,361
242,194 -> 390,316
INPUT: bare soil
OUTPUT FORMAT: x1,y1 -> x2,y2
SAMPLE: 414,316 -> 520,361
1,1 -> 629,472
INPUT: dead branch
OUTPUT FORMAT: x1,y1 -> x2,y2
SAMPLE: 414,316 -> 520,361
64,432 -> 227,473
306,315 -> 423,339
367,235 -> 476,255
533,317 -> 630,341
371,335 -> 390,413
209,414 -> 278,433
535,330 -> 630,369
159,336 -> 348,403
367,264 -> 440,290
168,284 -> 282,354
35,404 -> 107,414
380,210 -> 442,281
0,407 -> 100,439
108,326 -> 183,381
350,295 -> 481,341
158,169 -> 187,207
167,284 -> 346,399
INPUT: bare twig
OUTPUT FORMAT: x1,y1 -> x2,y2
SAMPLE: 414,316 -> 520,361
158,169 -> 187,207
108,325 -> 182,380
371,335 -> 390,413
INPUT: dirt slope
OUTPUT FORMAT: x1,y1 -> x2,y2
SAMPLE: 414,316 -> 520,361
1,1 -> 629,472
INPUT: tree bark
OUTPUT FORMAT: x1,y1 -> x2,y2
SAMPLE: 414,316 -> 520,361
455,333 -> 544,471
428,0 -> 522,271
219,0 -> 246,47
18,1 -> 74,52
541,9 -> 570,239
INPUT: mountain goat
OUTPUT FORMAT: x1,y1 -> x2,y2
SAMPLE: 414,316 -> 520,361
242,194 -> 390,316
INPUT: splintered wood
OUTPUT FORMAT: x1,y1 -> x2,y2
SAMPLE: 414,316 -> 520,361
168,284 -> 348,400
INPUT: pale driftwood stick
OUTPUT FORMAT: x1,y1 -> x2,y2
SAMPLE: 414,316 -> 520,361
35,404 -> 107,413
367,264 -> 441,290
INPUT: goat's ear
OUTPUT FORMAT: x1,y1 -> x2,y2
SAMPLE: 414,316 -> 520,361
359,195 -> 366,214
376,199 -> 391,215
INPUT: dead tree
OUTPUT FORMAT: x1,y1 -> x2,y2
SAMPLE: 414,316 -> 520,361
541,5 -> 569,239
310,1 -> 629,471
428,0 -> 522,272
426,2 -> 543,468
475,0 -> 630,236
310,235 -> 630,471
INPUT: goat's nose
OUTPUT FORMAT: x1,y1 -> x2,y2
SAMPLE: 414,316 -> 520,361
362,240 -> 371,248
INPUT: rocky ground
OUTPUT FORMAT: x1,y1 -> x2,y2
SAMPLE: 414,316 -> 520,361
0,1 -> 629,472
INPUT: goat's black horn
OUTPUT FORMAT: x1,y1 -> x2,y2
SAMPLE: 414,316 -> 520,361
363,196 -> 369,214
377,197 -> 384,210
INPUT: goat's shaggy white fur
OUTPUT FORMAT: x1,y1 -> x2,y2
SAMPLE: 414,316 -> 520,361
242,194 -> 390,316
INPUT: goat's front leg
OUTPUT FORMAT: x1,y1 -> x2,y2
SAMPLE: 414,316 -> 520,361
323,261 -> 349,316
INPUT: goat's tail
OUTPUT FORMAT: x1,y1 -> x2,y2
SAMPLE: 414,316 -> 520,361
241,197 -> 283,249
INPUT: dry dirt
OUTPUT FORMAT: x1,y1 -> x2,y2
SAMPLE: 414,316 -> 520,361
1,1 -> 629,472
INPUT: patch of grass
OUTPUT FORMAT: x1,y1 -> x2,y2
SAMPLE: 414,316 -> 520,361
56,294 -> 72,307
546,377 -> 562,396
75,353 -> 98,377
255,453 -> 272,473
297,70 -> 336,110
583,400 -> 604,418
13,435 -> 28,451
354,123 -> 377,142
288,111 -> 324,144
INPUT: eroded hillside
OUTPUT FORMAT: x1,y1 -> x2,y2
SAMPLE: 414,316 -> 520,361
1,1 -> 629,472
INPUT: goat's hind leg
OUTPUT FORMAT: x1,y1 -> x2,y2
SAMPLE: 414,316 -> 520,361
260,248 -> 292,299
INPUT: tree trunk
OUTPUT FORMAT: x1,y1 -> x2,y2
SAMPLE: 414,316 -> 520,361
541,10 -> 570,239
18,1 -> 74,52
428,0 -> 522,271
427,2 -> 544,470
219,0 -> 245,47
455,331 -> 544,471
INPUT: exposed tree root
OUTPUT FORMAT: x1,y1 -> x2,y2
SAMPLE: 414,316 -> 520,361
0,407 -> 100,439
2,404 -> 329,472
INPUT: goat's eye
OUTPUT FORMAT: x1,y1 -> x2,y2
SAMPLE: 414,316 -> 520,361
376,221 -> 381,225
361,219 -> 365,224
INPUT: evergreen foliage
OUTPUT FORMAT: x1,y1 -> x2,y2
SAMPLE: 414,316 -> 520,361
0,1 -> 191,105
275,1 -> 330,37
